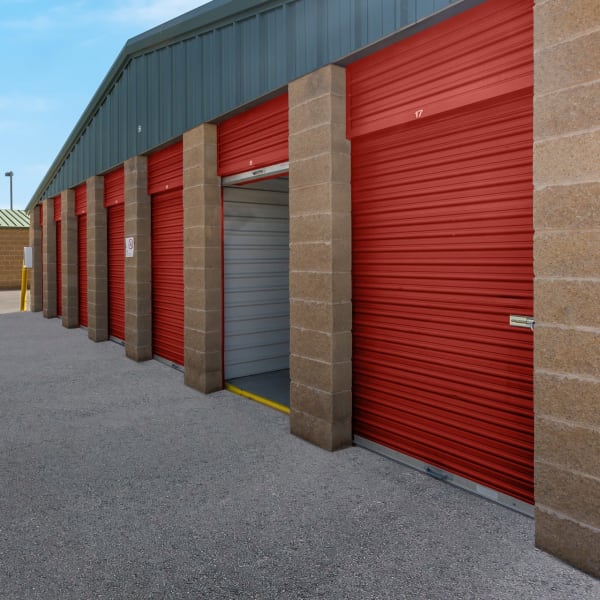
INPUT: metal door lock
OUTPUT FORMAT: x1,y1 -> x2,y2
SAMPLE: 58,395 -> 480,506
509,315 -> 535,330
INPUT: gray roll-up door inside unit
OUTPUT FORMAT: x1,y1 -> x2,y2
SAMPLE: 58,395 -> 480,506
224,185 -> 289,380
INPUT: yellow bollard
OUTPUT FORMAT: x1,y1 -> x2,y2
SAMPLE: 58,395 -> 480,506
20,262 -> 28,312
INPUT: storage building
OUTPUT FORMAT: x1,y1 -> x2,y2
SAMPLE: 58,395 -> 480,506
26,0 -> 600,578
0,209 -> 30,289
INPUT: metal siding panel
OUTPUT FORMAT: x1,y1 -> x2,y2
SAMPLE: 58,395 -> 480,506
219,24 -> 238,110
110,87 -> 119,165
347,0 -> 533,138
147,52 -> 161,150
185,36 -> 201,128
151,189 -> 184,365
224,187 -> 289,379
135,55 -> 148,151
78,214 -> 88,327
172,42 -> 187,136
159,47 -> 172,141
262,6 -> 287,90
350,8 -> 534,503
239,16 -> 260,102
117,77 -> 128,162
327,0 -> 355,60
107,203 -> 125,340
201,32 -> 218,119
126,63 -> 136,156
217,94 -> 289,176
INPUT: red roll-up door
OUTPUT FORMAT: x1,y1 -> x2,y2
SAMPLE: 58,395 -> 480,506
149,143 -> 184,365
104,168 -> 125,341
348,0 -> 534,504
75,183 -> 87,327
54,195 -> 62,317
40,204 -> 44,306
151,190 -> 184,365
218,93 -> 289,176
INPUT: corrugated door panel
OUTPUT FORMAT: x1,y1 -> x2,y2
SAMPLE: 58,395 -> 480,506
224,187 -> 289,379
104,167 -> 125,339
148,141 -> 183,196
75,183 -> 87,216
347,0 -> 533,138
78,215 -> 88,327
107,203 -> 125,340
104,167 -> 125,207
40,204 -> 43,306
151,189 -> 184,365
53,195 -> 62,222
352,89 -> 533,503
218,94 -> 289,177
75,184 -> 87,326
56,222 -> 62,317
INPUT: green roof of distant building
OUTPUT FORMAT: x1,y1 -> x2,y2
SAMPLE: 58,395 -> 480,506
0,209 -> 30,228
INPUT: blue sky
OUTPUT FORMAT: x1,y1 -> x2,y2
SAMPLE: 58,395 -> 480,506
0,0 -> 211,210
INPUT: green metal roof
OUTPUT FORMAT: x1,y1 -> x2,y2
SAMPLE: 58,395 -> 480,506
0,209 -> 30,228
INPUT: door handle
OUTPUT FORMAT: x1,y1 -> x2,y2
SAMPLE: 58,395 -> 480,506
509,315 -> 535,330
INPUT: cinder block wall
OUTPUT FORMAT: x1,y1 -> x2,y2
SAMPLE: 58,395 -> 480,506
533,0 -> 600,578
0,228 -> 29,290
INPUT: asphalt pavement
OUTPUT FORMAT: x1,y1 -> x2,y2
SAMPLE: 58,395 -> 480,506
1,307 -> 599,599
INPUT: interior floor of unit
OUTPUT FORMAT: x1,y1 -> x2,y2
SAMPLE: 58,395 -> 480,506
227,369 -> 290,408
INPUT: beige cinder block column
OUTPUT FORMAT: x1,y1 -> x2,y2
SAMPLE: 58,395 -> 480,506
61,189 -> 79,328
288,65 -> 352,451
182,123 -> 223,393
87,176 -> 109,342
534,0 -> 600,578
42,198 -> 57,318
124,156 -> 152,361
29,205 -> 43,312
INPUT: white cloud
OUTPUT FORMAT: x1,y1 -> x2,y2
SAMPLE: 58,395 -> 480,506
108,0 -> 213,26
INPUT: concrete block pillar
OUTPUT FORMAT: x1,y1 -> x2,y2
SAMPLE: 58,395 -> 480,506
61,189 -> 79,328
29,205 -> 43,312
182,123 -> 223,393
288,64 -> 352,451
87,176 -> 108,342
124,156 -> 152,361
42,198 -> 57,318
534,0 -> 600,578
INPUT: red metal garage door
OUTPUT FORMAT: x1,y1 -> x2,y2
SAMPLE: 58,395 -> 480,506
39,204 -> 44,306
149,143 -> 184,366
218,93 -> 289,176
348,0 -> 534,504
54,195 -> 62,317
104,168 -> 125,341
75,183 -> 87,327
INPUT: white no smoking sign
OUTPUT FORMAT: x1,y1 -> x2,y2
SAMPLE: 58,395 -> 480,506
125,237 -> 135,258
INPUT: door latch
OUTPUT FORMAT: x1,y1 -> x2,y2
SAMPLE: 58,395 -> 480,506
509,315 -> 535,330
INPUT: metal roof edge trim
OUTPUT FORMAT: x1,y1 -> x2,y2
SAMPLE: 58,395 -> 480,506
26,0 -> 276,211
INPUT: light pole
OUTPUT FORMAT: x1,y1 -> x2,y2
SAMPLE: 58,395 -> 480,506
4,171 -> 13,210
